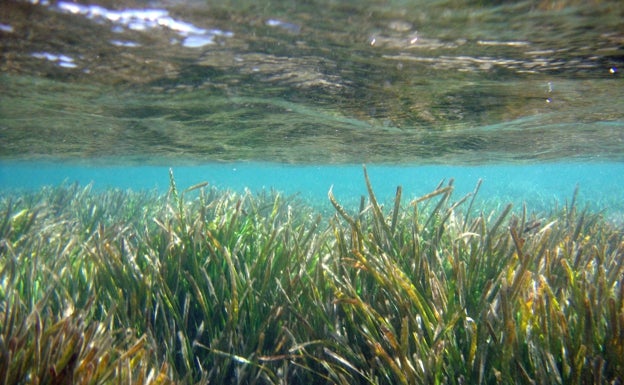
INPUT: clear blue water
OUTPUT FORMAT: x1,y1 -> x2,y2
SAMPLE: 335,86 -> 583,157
2,161 -> 622,219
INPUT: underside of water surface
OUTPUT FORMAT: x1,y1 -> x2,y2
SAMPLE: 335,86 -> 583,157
1,0 -> 623,164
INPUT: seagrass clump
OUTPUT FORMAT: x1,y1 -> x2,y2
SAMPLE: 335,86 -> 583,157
0,183 -> 173,385
325,167 -> 624,385
1,168 -> 622,385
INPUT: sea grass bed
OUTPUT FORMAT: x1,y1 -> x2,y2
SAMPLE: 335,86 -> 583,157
1,168 -> 622,385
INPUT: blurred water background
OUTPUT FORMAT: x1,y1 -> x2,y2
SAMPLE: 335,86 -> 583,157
0,0 -> 623,213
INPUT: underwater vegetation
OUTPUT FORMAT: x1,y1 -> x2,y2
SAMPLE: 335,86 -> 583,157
0,167 -> 623,385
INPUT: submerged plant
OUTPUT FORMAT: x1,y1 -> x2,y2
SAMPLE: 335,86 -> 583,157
324,167 -> 624,385
0,184 -> 173,385
0,168 -> 622,384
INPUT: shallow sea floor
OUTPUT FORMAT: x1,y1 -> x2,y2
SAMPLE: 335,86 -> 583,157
1,1 -> 624,382
1,163 -> 623,385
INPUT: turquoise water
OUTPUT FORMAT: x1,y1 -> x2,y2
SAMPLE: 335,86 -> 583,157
2,161 -> 623,219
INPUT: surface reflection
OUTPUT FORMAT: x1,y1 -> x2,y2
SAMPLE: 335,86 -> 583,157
0,0 -> 622,163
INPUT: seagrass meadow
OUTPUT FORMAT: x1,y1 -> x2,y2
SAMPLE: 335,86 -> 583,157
1,167 -> 623,385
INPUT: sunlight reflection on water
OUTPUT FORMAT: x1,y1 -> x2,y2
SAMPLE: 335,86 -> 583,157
56,1 -> 233,48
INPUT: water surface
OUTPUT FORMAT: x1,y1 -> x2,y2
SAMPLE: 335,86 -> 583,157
1,0 -> 622,164
0,0 -> 623,215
